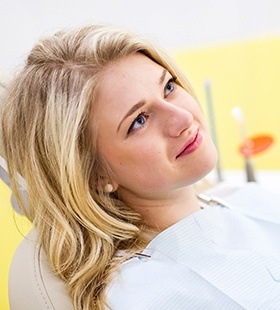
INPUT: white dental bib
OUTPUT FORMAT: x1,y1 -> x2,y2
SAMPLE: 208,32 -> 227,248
107,183 -> 280,309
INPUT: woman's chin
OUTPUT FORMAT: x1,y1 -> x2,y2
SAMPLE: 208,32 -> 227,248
197,146 -> 219,181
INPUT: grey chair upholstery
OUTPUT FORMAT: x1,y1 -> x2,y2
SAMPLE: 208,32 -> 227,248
9,229 -> 74,310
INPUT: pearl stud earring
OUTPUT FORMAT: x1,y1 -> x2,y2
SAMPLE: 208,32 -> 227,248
104,183 -> 113,193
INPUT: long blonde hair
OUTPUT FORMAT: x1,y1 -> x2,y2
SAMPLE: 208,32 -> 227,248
1,24 -> 197,309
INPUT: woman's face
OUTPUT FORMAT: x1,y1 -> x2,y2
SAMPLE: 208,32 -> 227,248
93,53 -> 217,202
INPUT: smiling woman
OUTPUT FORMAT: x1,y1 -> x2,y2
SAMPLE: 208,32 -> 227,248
2,24 -> 280,310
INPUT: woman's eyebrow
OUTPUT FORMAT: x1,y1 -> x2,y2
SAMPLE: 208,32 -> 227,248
117,100 -> 146,132
159,69 -> 167,85
117,68 -> 167,132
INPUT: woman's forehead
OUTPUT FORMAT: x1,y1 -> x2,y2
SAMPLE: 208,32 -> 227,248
92,54 -> 166,130
101,53 -> 163,78
97,55 -> 166,108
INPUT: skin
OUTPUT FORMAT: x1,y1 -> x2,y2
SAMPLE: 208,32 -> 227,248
92,53 -> 218,231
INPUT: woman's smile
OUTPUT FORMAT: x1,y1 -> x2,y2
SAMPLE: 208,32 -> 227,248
176,128 -> 202,158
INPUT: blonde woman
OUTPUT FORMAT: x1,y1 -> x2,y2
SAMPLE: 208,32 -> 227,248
2,25 -> 280,310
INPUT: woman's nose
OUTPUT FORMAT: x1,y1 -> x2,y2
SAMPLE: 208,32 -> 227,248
162,102 -> 194,137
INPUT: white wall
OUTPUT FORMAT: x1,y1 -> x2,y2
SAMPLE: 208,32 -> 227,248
1,0 -> 280,72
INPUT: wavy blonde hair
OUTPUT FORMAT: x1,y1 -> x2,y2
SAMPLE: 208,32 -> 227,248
1,25 -> 197,309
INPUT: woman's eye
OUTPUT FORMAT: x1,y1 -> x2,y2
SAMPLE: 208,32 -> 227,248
128,112 -> 148,134
164,78 -> 176,97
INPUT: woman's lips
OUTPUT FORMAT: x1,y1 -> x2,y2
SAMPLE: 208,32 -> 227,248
176,132 -> 203,158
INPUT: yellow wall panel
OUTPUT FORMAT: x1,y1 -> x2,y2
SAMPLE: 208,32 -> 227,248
173,37 -> 280,169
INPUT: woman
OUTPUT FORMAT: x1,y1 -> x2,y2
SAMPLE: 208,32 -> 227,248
2,25 -> 280,310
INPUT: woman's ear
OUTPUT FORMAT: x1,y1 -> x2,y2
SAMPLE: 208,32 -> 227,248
95,159 -> 119,193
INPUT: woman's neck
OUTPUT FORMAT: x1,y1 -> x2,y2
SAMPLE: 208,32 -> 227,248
122,186 -> 200,232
